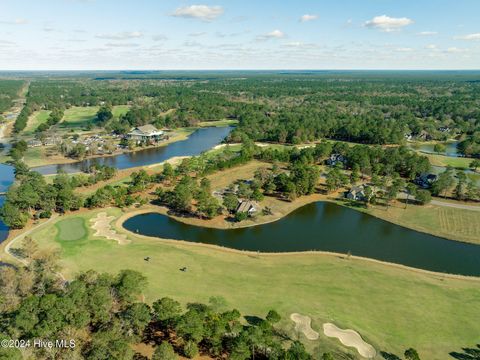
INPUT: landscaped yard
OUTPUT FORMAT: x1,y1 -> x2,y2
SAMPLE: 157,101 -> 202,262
22,207 -> 480,359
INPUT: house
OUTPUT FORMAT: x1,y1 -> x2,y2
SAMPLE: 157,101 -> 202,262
326,153 -> 345,166
346,185 -> 367,201
438,126 -> 451,133
236,200 -> 259,215
127,124 -> 164,143
414,173 -> 438,189
27,139 -> 42,147
404,133 -> 413,141
416,130 -> 432,141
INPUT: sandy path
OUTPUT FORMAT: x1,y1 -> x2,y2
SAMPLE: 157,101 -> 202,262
290,313 -> 319,340
90,212 -> 130,245
323,323 -> 376,358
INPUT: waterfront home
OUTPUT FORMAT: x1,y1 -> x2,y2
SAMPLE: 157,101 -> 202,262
127,124 -> 164,143
236,200 -> 258,215
346,185 -> 368,201
414,173 -> 438,189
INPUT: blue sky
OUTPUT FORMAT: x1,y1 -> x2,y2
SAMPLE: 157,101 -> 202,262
1,0 -> 479,70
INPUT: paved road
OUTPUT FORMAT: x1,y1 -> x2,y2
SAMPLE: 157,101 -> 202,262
398,191 -> 480,212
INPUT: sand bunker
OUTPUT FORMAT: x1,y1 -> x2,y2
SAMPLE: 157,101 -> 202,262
323,323 -> 376,358
90,212 -> 130,245
290,313 -> 319,340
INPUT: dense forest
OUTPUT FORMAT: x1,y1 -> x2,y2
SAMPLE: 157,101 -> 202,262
8,74 -> 480,156
0,80 -> 24,114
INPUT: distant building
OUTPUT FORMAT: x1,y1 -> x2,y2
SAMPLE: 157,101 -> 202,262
236,200 -> 258,215
438,126 -> 451,133
127,124 -> 164,143
416,130 -> 432,141
414,173 -> 438,189
404,133 -> 413,141
346,185 -> 367,201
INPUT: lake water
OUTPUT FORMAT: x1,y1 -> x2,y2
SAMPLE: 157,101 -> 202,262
123,202 -> 480,276
0,163 -> 15,242
32,126 -> 232,175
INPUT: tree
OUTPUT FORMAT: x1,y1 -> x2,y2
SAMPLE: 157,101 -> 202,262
234,211 -> 248,222
266,310 -> 281,324
162,162 -> 175,182
470,159 -> 480,172
432,168 -> 455,198
182,341 -> 199,359
153,341 -> 177,360
405,183 -> 417,208
223,193 -> 239,213
0,202 -> 28,229
415,190 -> 432,205
96,105 -> 113,124
404,348 -> 421,360
433,143 -> 446,154
152,297 -> 182,325
322,353 -> 335,360
454,170 -> 467,200
121,303 -> 151,338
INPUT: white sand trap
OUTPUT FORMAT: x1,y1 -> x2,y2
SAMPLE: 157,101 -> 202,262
290,313 -> 319,340
323,323 -> 376,358
90,212 -> 130,245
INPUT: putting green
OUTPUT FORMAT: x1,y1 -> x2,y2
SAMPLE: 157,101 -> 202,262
55,217 -> 87,241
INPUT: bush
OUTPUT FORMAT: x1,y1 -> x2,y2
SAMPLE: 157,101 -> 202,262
182,340 -> 199,359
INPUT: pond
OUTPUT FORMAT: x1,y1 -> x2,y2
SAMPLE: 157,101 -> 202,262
32,126 -> 232,175
412,141 -> 460,157
0,163 -> 14,242
123,202 -> 480,277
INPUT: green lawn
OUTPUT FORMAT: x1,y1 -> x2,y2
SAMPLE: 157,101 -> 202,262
24,110 -> 51,134
423,153 -> 473,169
60,105 -> 130,129
27,207 -> 480,359
55,217 -> 87,241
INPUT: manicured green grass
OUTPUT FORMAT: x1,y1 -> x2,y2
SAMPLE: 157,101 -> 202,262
60,105 -> 130,129
364,202 -> 480,245
55,217 -> 87,241
112,105 -> 130,118
423,153 -> 473,169
30,208 -> 480,359
24,110 -> 51,134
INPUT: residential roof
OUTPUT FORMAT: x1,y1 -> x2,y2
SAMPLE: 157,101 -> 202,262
236,200 -> 258,213
129,124 -> 163,136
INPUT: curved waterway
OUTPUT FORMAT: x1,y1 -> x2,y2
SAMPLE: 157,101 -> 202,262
32,126 -> 232,175
123,202 -> 480,276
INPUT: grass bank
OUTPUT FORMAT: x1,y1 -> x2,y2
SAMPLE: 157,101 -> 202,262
15,207 -> 480,359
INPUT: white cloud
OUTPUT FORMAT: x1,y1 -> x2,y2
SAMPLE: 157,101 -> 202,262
172,5 -> 224,21
365,15 -> 413,32
300,14 -> 318,23
258,29 -> 285,40
447,47 -> 469,53
455,33 -> 480,41
0,18 -> 28,25
418,31 -> 438,36
105,43 -> 141,48
189,32 -> 207,37
96,31 -> 143,40
396,47 -> 414,52
425,44 -> 437,50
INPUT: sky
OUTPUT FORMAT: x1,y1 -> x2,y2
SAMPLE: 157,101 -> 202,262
1,0 -> 480,70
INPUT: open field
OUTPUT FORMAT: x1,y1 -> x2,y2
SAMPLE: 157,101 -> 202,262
14,207 -> 480,359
